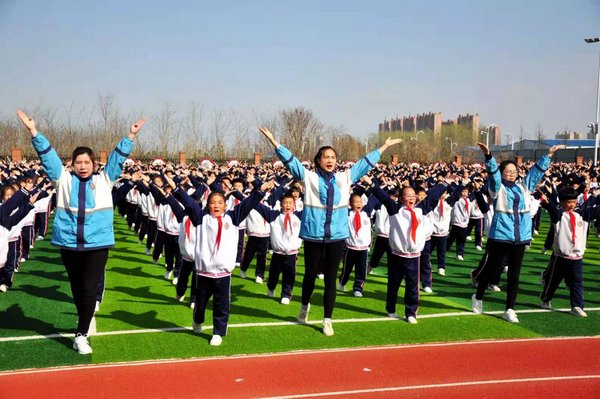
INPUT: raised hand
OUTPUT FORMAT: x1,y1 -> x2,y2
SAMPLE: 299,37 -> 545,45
476,142 -> 490,155
548,145 -> 565,157
260,180 -> 275,192
129,119 -> 145,139
378,137 -> 403,154
259,127 -> 280,148
16,110 -> 38,137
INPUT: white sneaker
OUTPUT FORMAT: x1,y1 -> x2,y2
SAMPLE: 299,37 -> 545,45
36,235 -> 44,241
353,291 -> 363,298
457,255 -> 464,261
541,248 -> 548,255
172,277 -> 179,286
423,286 -> 433,293
367,266 -> 374,275
255,276 -> 263,284
438,268 -> 446,276
322,318 -> 334,336
95,301 -> 100,312
466,236 -> 472,241
192,322 -> 202,334
488,284 -> 501,292
281,297 -> 290,305
145,248 -> 151,255
190,302 -> 195,310
297,303 -> 310,323
502,309 -> 519,323
88,316 -> 97,335
73,334 -> 92,355
503,266 -> 508,273
20,258 -> 26,262
152,258 -> 158,265
177,295 -> 185,302
0,284 -> 7,293
267,289 -> 275,297
534,229 -> 539,235
337,283 -> 345,292
387,312 -> 400,319
406,316 -> 417,324
317,273 -> 324,280
469,270 -> 478,287
471,294 -> 483,314
541,301 -> 552,310
239,270 -> 247,279
164,270 -> 173,280
210,335 -> 223,346
476,245 -> 482,251
570,307 -> 587,317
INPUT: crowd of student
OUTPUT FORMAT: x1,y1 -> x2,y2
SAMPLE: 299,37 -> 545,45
2,115 -> 597,354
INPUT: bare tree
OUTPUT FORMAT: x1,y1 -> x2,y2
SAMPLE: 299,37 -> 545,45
182,101 -> 205,158
209,108 -> 232,160
277,107 -> 323,159
534,122 -> 545,142
153,101 -> 179,157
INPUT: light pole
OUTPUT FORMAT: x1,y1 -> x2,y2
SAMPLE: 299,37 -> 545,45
445,136 -> 457,152
364,137 -> 369,154
506,132 -> 514,151
585,37 -> 600,165
480,130 -> 489,149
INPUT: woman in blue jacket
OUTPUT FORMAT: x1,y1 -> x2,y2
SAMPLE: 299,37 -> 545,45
471,141 -> 563,323
17,110 -> 145,354
259,127 -> 401,336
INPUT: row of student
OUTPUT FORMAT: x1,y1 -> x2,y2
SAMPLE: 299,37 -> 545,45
0,172 -> 54,293
12,110 -> 595,356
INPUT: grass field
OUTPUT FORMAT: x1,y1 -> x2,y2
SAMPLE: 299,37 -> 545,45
1,214 -> 599,372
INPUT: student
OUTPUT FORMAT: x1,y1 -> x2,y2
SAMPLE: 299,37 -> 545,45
254,192 -> 303,304
367,187 -> 398,274
471,142 -> 563,323
540,186 -> 600,317
445,183 -> 471,263
259,127 -> 401,336
338,191 -> 376,297
364,175 -> 441,324
429,189 -> 452,278
18,110 -> 144,354
171,174 -> 272,346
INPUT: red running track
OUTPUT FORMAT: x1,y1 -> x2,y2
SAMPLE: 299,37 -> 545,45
1,337 -> 599,399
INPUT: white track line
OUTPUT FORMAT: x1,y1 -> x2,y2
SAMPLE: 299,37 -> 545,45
1,307 -> 599,343
256,375 -> 600,398
1,336 -> 599,376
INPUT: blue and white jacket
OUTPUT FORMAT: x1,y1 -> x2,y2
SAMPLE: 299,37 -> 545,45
32,132 -> 134,250
485,155 -> 550,244
275,145 -> 380,242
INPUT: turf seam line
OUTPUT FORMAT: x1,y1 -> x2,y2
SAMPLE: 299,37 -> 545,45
1,307 -> 599,343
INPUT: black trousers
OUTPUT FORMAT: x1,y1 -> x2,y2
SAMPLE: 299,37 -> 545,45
302,240 -> 346,318
61,248 -> 109,335
475,240 -> 526,310
368,235 -> 390,269
267,253 -> 297,299
240,236 -> 269,278
176,259 -> 197,302
339,248 -> 367,293
194,275 -> 231,336
541,255 -> 584,308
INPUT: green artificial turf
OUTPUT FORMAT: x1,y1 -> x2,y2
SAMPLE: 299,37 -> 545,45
1,214 -> 598,371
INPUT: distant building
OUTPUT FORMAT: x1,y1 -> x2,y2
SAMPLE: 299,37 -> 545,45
379,112 -> 481,140
555,131 -> 583,140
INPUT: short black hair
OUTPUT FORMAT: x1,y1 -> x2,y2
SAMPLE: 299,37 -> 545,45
558,186 -> 578,202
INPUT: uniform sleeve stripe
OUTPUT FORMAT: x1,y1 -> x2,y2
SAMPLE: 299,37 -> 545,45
114,147 -> 129,158
533,164 -> 544,172
282,154 -> 294,164
38,145 -> 53,155
489,167 -> 498,174
363,156 -> 374,168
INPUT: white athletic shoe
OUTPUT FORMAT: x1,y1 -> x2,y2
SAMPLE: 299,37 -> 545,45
471,294 -> 483,314
210,335 -> 223,346
438,268 -> 446,276
317,273 -> 324,280
164,270 -> 173,280
255,276 -> 263,284
145,248 -> 151,255
503,266 -> 508,273
337,283 -> 345,292
406,316 -> 417,324
387,312 -> 400,319
502,309 -> 519,323
570,307 -> 587,317
88,316 -> 97,335
423,286 -> 433,293
322,318 -> 334,336
95,301 -> 100,312
267,289 -> 275,297
190,302 -> 195,310
466,236 -> 472,241
36,235 -> 44,241
0,284 -> 7,293
541,301 -> 552,310
280,297 -> 290,305
239,270 -> 247,279
172,277 -> 179,286
297,303 -> 310,323
177,295 -> 185,302
456,255 -> 464,261
541,248 -> 548,255
476,245 -> 483,251
353,291 -> 363,298
488,284 -> 501,292
73,334 -> 92,355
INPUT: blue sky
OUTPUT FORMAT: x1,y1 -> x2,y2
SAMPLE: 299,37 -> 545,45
1,0 -> 599,143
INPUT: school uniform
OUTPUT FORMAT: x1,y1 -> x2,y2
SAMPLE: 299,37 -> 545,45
467,193 -> 485,247
239,208 -> 270,280
541,196 -> 600,310
430,197 -> 452,273
446,195 -> 471,258
174,185 -> 265,338
340,207 -> 373,294
368,201 -> 392,271
255,204 -> 303,300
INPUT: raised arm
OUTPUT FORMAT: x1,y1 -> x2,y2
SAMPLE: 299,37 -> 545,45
18,110 -> 63,181
259,127 -> 306,181
104,119 -> 144,182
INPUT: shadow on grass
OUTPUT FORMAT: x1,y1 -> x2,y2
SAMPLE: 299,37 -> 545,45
29,255 -> 63,266
108,285 -> 174,303
0,304 -> 73,349
16,284 -> 72,303
109,266 -> 158,279
102,309 -> 182,330
21,269 -> 67,281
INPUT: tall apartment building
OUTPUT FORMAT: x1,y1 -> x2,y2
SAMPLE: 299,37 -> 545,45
380,112 -> 481,140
